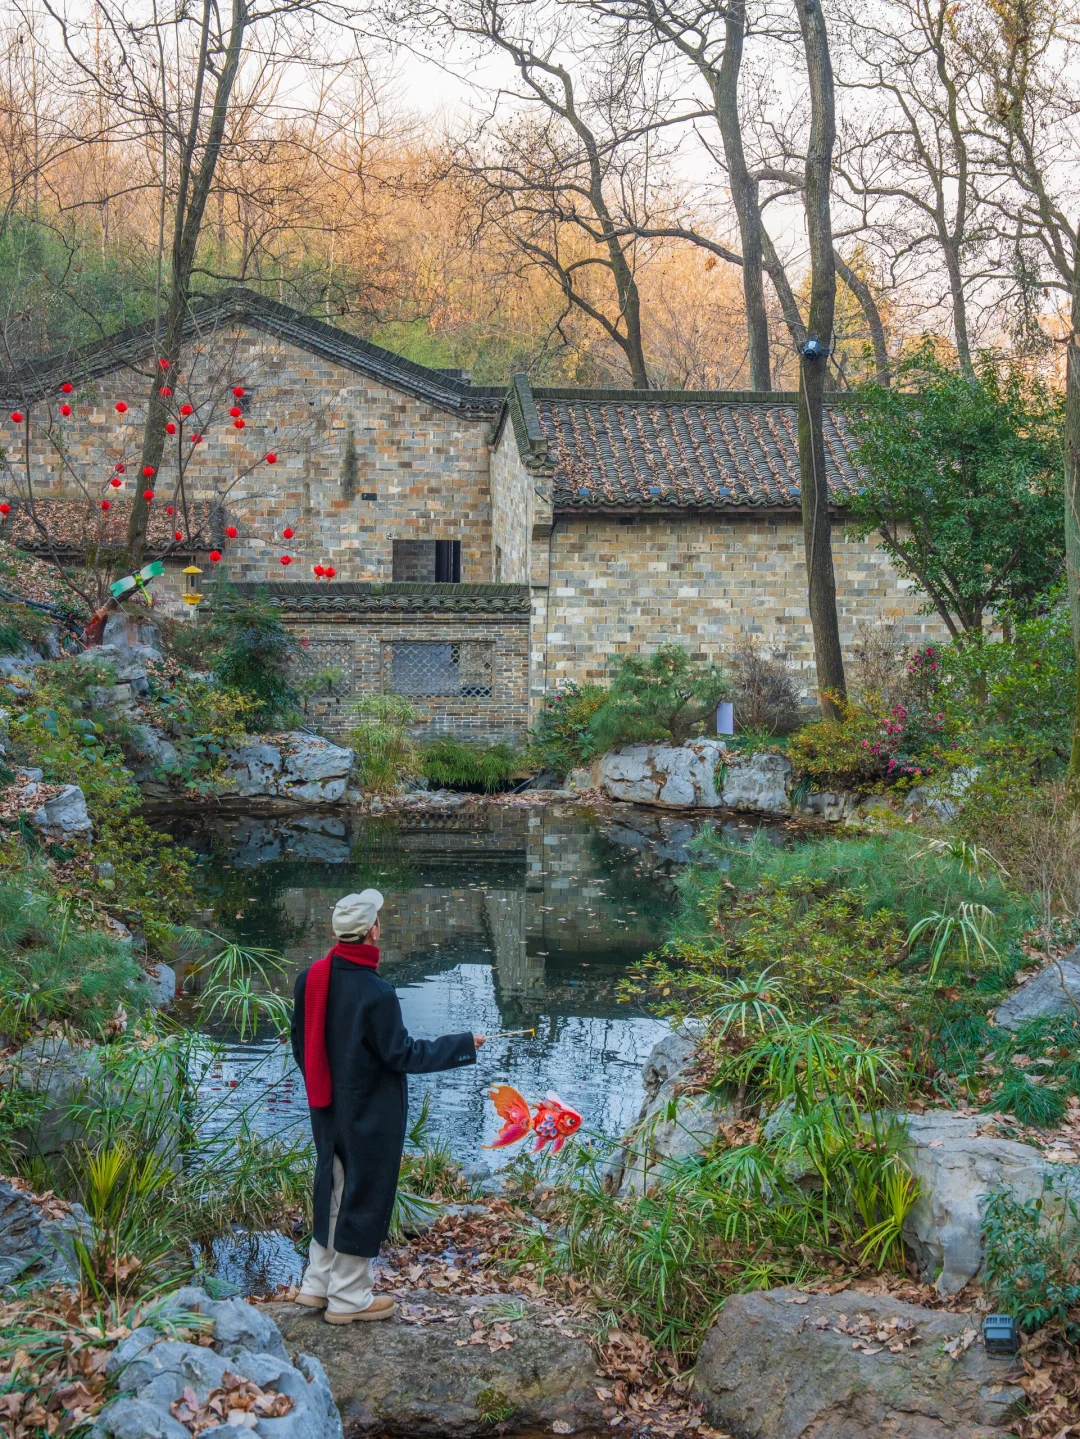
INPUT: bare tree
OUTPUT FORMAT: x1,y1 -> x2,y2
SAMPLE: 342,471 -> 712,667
955,0 -> 1080,787
796,0 -> 845,709
833,0 -> 998,374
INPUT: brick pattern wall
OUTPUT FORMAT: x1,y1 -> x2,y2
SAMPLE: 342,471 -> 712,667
6,325 -> 494,585
490,425 -> 532,582
285,612 -> 530,745
538,514 -> 947,703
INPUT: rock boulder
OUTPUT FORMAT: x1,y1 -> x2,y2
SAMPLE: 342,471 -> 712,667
221,732 -> 353,805
603,1020 -> 732,1196
694,1287 -> 1024,1438
901,1110 -> 1080,1294
92,1286 -> 341,1439
721,751 -> 793,815
597,741 -> 727,808
265,1292 -> 606,1438
994,950 -> 1080,1030
30,782 -> 92,837
0,1178 -> 90,1287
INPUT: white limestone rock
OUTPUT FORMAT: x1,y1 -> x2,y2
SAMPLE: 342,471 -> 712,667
900,1110 -> 1080,1295
32,783 -> 92,837
721,751 -> 793,815
597,741 -> 727,809
224,740 -> 284,797
603,1020 -> 730,1196
994,950 -> 1080,1030
220,732 -> 352,803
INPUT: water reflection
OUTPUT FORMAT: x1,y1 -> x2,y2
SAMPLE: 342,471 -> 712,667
164,802 -> 779,1168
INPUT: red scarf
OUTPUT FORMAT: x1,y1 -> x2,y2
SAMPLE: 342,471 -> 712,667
302,942 -> 380,1107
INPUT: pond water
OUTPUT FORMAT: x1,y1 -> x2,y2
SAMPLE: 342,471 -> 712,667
159,800 -> 781,1292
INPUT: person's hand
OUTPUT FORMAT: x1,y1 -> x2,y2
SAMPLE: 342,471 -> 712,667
474,1034 -> 487,1050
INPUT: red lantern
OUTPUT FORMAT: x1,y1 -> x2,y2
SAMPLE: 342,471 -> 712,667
109,476 -> 122,489
190,433 -> 202,444
233,418 -> 245,429
59,403 -> 72,417
225,525 -> 238,539
229,406 -> 242,418
232,386 -> 245,397
9,411 -> 23,423
158,358 -> 170,370
166,505 -> 174,515
313,564 -> 325,576
115,401 -> 128,414
280,554 -> 292,566
60,382 -> 73,394
175,530 -> 183,542
209,550 -> 222,564
265,452 -> 277,464
142,465 -> 155,478
115,464 -> 126,474
325,566 -> 336,579
179,403 -> 194,417
0,502 -> 11,516
165,422 -> 176,435
283,527 -> 294,539
143,489 -> 155,502
159,386 -> 173,398
101,500 -> 111,512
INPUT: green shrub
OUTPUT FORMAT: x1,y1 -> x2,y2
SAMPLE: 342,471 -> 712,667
587,645 -> 731,754
0,875 -> 147,1044
421,737 -> 518,792
206,589 -> 299,728
787,696 -> 944,792
348,695 -> 420,794
526,681 -> 608,775
0,596 -> 52,654
941,598 -> 1074,771
983,1179 -> 1080,1337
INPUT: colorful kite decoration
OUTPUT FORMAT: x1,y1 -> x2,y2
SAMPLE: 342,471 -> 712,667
485,1085 -> 583,1154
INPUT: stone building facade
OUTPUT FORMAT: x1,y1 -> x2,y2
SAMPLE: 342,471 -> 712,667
0,289 -> 942,745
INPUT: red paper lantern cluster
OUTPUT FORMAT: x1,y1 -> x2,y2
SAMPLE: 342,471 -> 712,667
313,564 -> 337,580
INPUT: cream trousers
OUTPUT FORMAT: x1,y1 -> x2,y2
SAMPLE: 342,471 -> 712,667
298,1155 -> 374,1313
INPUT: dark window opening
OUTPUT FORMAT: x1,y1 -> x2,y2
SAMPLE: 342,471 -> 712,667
435,540 -> 461,582
392,539 -> 461,583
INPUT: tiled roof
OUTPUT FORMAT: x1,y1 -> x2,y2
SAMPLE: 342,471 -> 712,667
231,581 -> 531,616
0,289 -> 505,418
0,498 -> 217,553
512,384 -> 863,512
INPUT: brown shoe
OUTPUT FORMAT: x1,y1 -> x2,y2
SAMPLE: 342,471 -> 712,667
325,1297 -> 396,1324
295,1293 -> 328,1310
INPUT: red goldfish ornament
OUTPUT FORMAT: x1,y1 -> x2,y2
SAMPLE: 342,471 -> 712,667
485,1086 -> 583,1154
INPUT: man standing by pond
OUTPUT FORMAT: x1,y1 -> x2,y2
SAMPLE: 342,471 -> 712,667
290,888 -> 485,1323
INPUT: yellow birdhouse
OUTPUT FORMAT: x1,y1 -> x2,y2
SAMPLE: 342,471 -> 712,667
182,564 -> 203,607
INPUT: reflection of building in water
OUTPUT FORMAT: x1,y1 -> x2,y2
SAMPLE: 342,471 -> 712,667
182,801 -> 719,1029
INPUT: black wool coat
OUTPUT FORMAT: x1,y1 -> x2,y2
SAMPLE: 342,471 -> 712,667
290,957 -> 475,1257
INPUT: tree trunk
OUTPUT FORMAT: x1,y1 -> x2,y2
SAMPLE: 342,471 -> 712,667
124,0 -> 248,571
944,240 -> 973,376
797,0 -> 846,715
1065,257 -> 1080,798
713,0 -> 771,390
834,250 -> 890,385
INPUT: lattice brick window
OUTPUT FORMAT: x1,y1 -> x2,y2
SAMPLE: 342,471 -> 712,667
384,641 -> 493,697
295,638 -> 355,694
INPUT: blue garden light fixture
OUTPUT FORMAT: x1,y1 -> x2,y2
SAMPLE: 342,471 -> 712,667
800,336 -> 828,361
982,1314 -> 1019,1356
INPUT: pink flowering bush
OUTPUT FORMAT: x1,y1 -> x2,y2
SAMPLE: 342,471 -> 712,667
789,693 -> 946,792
